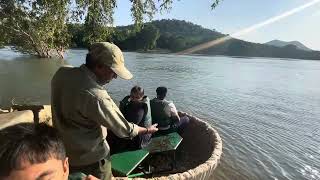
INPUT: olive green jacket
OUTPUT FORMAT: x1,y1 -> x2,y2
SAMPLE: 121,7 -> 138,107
51,65 -> 139,166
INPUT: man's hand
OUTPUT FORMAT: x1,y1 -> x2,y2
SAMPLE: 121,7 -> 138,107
84,175 -> 100,180
147,123 -> 158,134
178,111 -> 187,117
138,123 -> 158,135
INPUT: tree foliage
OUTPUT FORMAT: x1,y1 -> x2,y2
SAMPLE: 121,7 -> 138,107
67,19 -> 320,60
74,0 -> 221,45
135,24 -> 160,50
74,0 -> 116,45
0,0 -> 70,58
0,0 -> 222,58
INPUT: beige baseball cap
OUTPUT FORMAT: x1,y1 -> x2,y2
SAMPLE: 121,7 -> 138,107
89,42 -> 133,80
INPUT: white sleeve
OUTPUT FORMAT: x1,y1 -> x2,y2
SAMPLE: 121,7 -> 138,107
168,102 -> 179,117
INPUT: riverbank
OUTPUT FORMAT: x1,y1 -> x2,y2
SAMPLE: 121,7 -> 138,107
2,45 -> 320,61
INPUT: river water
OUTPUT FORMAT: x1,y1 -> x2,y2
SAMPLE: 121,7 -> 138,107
1,48 -> 320,180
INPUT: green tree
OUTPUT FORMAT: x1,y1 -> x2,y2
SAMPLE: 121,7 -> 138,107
0,0 -> 222,58
227,41 -> 251,56
67,23 -> 86,48
0,0 -> 69,58
136,24 -> 160,50
76,0 -> 116,46
168,36 -> 187,51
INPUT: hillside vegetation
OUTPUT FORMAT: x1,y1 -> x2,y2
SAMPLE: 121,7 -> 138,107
68,19 -> 320,60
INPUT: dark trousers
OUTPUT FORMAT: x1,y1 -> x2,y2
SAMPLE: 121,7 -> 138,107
70,156 -> 112,180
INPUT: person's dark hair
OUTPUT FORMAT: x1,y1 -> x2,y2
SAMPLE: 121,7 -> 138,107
0,123 -> 66,177
130,86 -> 144,97
156,86 -> 167,100
85,53 -> 104,70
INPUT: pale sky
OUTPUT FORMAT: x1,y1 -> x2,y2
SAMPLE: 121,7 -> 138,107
113,0 -> 320,50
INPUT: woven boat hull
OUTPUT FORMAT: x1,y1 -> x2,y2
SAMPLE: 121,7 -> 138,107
114,114 -> 223,180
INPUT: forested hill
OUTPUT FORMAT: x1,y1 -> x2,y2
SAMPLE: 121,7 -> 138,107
68,19 -> 320,60
113,20 -> 226,52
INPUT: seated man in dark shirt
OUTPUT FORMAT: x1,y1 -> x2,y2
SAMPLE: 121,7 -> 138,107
150,86 -> 189,135
107,86 -> 152,154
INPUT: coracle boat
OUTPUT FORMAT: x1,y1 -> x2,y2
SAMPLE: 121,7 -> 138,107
0,105 -> 222,180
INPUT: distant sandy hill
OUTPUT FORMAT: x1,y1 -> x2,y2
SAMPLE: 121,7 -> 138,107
265,40 -> 312,51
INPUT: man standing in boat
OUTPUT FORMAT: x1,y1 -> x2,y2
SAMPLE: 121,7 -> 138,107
51,42 -> 158,180
150,86 -> 189,135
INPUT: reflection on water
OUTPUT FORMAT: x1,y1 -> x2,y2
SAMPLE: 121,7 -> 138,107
1,49 -> 320,180
0,55 -> 66,108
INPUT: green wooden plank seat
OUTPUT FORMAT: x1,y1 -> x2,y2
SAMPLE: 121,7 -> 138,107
144,132 -> 183,170
111,149 -> 149,177
145,132 -> 183,153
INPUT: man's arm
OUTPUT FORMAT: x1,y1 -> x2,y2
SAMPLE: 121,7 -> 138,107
142,96 -> 152,128
167,102 -> 180,121
85,94 -> 157,138
178,111 -> 187,117
137,123 -> 158,135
